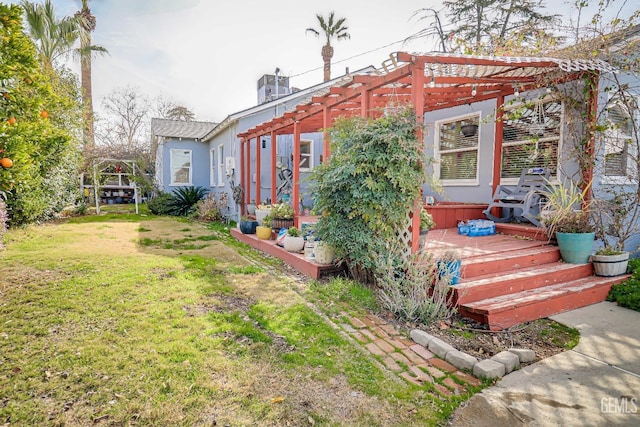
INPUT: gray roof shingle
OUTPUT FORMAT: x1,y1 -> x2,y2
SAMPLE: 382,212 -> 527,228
151,118 -> 217,140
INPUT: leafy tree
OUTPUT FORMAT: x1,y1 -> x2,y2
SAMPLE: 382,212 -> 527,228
21,0 -> 79,69
310,106 -> 425,284
1,4 -> 82,226
22,0 -> 107,146
419,0 -> 560,54
306,11 -> 350,82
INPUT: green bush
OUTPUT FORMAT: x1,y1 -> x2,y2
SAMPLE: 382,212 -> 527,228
606,258 -> 640,312
309,106 -> 426,284
147,193 -> 175,215
169,186 -> 208,216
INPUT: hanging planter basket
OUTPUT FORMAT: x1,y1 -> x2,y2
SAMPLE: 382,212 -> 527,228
461,124 -> 478,137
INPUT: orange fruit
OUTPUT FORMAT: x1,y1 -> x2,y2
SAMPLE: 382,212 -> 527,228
7,117 -> 16,126
40,110 -> 49,119
0,157 -> 13,168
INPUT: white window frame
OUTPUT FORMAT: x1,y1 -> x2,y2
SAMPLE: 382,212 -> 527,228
600,94 -> 638,185
434,112 -> 481,186
499,97 -> 563,186
217,144 -> 225,187
299,139 -> 313,172
209,148 -> 216,187
170,149 -> 192,186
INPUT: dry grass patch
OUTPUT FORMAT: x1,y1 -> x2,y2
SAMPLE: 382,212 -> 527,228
0,214 -> 448,426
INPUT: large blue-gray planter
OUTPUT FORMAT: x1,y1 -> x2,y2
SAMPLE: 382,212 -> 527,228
556,232 -> 595,264
239,220 -> 258,234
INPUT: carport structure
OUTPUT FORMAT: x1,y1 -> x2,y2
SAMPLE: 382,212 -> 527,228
237,52 -> 610,252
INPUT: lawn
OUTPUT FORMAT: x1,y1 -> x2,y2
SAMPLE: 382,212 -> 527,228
0,210 -> 455,426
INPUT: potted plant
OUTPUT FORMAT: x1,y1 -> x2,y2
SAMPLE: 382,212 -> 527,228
590,197 -> 631,276
419,207 -> 435,249
436,249 -> 462,285
592,247 -> 629,276
255,202 -> 272,225
541,178 -> 595,264
271,203 -> 295,230
256,215 -> 273,240
246,200 -> 256,216
314,240 -> 335,265
283,227 -> 305,253
239,215 -> 258,234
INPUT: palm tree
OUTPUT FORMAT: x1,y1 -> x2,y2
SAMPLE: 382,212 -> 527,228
22,0 -> 106,145
21,0 -> 79,69
75,0 -> 107,146
306,12 -> 350,82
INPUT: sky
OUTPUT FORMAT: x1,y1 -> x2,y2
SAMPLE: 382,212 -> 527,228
43,0 -> 637,123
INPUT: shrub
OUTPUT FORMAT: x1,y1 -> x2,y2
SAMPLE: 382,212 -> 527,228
0,197 -> 8,249
376,243 -> 456,324
606,259 -> 640,312
309,106 -> 427,284
168,186 -> 208,217
195,193 -> 224,222
147,192 -> 175,215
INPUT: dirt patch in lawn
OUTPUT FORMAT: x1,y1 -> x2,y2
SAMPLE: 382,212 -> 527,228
414,315 -> 579,363
135,218 -> 249,265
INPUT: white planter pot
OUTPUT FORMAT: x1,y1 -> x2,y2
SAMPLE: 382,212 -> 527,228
314,242 -> 335,265
255,208 -> 272,225
592,252 -> 629,277
283,236 -> 305,253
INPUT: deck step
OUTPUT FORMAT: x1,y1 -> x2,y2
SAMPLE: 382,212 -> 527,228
459,275 -> 630,330
462,245 -> 560,278
455,261 -> 593,305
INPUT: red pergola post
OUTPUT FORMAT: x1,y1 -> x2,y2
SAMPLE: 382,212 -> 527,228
293,121 -> 301,227
491,94 -> 506,219
245,138 -> 252,211
270,130 -> 277,203
322,106 -> 331,161
240,139 -> 246,216
361,89 -> 370,118
411,61 -> 425,254
255,135 -> 261,205
583,71 -> 599,204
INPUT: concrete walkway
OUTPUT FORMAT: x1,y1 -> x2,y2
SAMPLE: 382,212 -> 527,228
450,302 -> 640,426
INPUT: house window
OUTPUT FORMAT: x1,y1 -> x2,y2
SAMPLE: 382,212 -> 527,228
299,139 -> 313,171
210,148 -> 216,186
170,149 -> 192,185
501,98 -> 562,180
436,114 -> 480,184
217,144 -> 225,186
604,99 -> 634,177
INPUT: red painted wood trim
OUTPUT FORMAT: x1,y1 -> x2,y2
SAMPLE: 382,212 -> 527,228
255,135 -> 261,204
240,139 -> 245,216
292,121 -> 300,227
323,106 -> 331,160
270,131 -> 277,203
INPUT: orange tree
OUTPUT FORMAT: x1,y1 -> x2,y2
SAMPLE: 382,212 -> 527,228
0,3 -> 82,226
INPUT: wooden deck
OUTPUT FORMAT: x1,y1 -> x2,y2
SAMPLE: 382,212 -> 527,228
232,225 -> 629,329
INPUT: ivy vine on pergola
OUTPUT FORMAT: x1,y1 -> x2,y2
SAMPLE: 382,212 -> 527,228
237,52 -> 612,253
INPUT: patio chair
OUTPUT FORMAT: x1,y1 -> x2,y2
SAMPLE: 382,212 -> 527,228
483,167 -> 550,227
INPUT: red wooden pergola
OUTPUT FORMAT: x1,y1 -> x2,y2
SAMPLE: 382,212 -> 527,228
237,52 -> 610,253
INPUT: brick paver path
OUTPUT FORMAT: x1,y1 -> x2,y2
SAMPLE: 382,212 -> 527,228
339,312 -> 482,395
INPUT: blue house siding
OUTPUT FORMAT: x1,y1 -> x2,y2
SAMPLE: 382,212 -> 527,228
423,99 -> 498,204
161,139 -> 211,190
